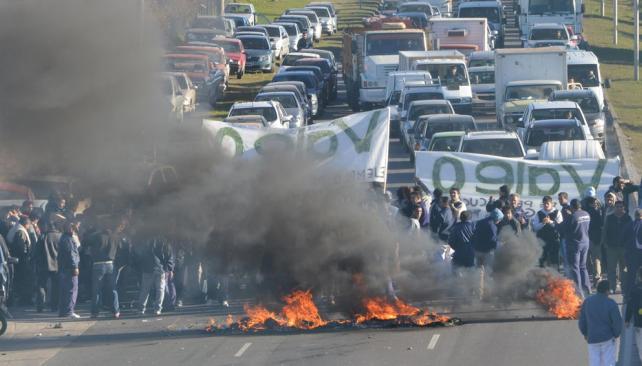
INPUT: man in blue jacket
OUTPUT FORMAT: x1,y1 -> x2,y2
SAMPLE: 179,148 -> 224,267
472,208 -> 503,299
57,220 -> 81,318
448,211 -> 475,271
566,199 -> 592,299
579,280 -> 622,366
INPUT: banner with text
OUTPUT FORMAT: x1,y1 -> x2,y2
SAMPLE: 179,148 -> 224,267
202,109 -> 390,183
415,152 -> 620,220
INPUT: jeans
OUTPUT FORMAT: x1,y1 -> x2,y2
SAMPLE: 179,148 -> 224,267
164,272 -> 176,310
587,338 -> 617,366
58,272 -> 78,317
566,242 -> 591,298
475,251 -> 494,299
606,246 -> 626,292
589,240 -> 603,280
138,270 -> 166,313
635,327 -> 642,362
91,262 -> 119,315
36,270 -> 59,312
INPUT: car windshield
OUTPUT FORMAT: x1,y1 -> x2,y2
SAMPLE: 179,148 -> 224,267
192,17 -> 225,29
459,7 -> 500,23
186,32 -> 216,42
403,92 -> 443,111
398,4 -> 431,14
175,76 -> 188,89
424,122 -> 475,138
240,37 -> 269,50
309,7 -> 330,17
256,94 -> 297,108
381,0 -> 400,10
462,139 -> 524,157
528,0 -> 573,14
470,71 -> 494,84
416,63 -> 469,87
557,96 -> 600,113
525,125 -> 585,147
530,28 -> 568,40
469,58 -> 494,67
568,64 -> 600,87
282,54 -> 315,65
505,84 -> 559,101
531,108 -> 582,121
165,58 -> 207,73
278,24 -> 298,35
228,17 -> 246,26
274,74 -> 317,89
265,27 -> 281,37
365,33 -> 425,56
230,106 -> 277,122
409,104 -> 452,121
215,41 -> 241,53
430,136 -> 462,152
225,4 -> 252,13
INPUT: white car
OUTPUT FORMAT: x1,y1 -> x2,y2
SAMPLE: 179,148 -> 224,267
305,6 -> 336,34
401,99 -> 454,150
287,10 -> 323,42
273,22 -> 303,52
519,119 -> 588,154
458,131 -> 526,158
224,3 -> 256,25
163,72 -> 197,113
263,25 -> 290,60
524,23 -> 577,48
255,91 -> 306,128
519,101 -> 593,141
227,101 -> 293,128
161,74 -> 185,124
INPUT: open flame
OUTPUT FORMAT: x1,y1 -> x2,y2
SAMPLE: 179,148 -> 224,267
355,297 -> 451,326
535,276 -> 582,319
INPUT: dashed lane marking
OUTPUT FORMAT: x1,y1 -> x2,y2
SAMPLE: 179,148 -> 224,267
427,334 -> 440,350
234,342 -> 252,357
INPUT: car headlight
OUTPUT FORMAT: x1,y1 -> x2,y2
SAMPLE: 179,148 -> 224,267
592,118 -> 605,127
260,55 -> 269,61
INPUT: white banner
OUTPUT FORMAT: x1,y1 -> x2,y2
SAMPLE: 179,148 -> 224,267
415,151 -> 620,220
202,109 -> 390,183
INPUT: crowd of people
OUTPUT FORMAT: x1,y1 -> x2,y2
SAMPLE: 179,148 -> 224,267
0,194 -> 225,319
391,176 -> 642,301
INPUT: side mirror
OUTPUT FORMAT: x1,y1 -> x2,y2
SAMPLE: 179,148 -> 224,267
604,78 -> 612,88
571,35 -> 579,41
525,149 -> 538,159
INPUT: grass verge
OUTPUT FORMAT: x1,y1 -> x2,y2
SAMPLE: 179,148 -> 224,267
583,0 -> 642,173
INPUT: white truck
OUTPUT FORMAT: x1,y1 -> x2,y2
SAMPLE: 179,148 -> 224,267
495,47 -> 567,127
516,0 -> 584,37
342,27 -> 428,111
427,18 -> 491,55
566,50 -> 610,110
400,50 -> 472,114
224,3 -> 257,26
384,71 -> 433,122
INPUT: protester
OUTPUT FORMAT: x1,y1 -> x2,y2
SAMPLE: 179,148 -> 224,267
486,185 -> 510,212
558,192 -> 573,276
579,280 -> 622,366
408,205 -> 422,233
583,188 -> 604,285
565,199 -> 592,298
448,211 -> 475,271
137,236 -> 175,316
625,267 -> 642,363
32,219 -> 62,312
431,196 -> 454,241
449,188 -> 467,223
58,220 -> 81,318
86,217 -> 126,318
608,176 -> 639,211
297,30 -> 312,50
625,209 -> 642,299
498,206 -> 521,235
9,216 -> 33,305
509,193 -> 529,230
603,201 -> 633,294
532,196 -> 563,268
472,208 -> 503,299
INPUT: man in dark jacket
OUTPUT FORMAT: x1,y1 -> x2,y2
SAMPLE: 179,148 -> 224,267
33,219 -> 62,312
431,196 -> 454,241
532,196 -> 563,268
608,176 -> 639,211
583,188 -> 604,284
472,208 -> 503,299
509,193 -> 529,230
498,206 -> 521,235
86,217 -> 126,318
58,220 -> 81,318
604,201 -> 633,293
448,211 -> 475,270
565,199 -> 592,299
10,216 -> 34,305
137,236 -> 175,316
579,280 -> 622,365
625,266 -> 642,362
297,30 -> 312,50
625,209 -> 642,301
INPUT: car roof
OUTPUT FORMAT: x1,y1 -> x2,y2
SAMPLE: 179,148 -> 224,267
164,53 -> 208,60
530,119 -> 582,127
409,100 -> 451,107
236,34 -> 268,40
232,101 -> 275,109
468,66 -> 494,72
459,1 -> 501,8
550,89 -> 597,99
531,23 -> 567,29
469,50 -> 494,59
396,12 -> 429,17
257,91 -> 297,98
287,52 -> 320,57
530,101 -> 579,109
506,80 -> 563,86
418,114 -> 475,123
566,50 -> 599,64
399,1 -> 431,5
463,130 -> 520,140
431,131 -> 466,138
224,115 -> 268,126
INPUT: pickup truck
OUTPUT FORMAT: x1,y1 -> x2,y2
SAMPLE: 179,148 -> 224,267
224,3 -> 256,26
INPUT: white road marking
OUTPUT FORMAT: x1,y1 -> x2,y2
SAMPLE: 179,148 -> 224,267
427,334 -> 440,350
234,342 -> 252,357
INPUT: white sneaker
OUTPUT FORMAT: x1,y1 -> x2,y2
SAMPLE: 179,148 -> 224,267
69,313 -> 81,319
155,310 -> 162,316
222,300 -> 229,308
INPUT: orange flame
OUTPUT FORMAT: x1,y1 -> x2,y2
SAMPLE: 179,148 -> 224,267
281,290 -> 328,329
355,297 -> 450,325
536,276 -> 582,319
239,304 -> 282,331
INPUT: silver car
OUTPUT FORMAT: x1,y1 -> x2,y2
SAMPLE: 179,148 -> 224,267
255,91 -> 305,127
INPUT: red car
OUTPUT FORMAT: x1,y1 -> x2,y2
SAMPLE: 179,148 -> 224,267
211,37 -> 246,79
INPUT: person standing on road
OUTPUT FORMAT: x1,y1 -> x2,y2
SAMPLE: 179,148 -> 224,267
448,211 -> 475,272
579,279 -> 622,366
449,188 -> 467,223
86,217 -> 126,318
498,206 -> 521,236
509,193 -> 529,230
432,196 -> 454,242
565,199 -> 592,298
625,267 -> 642,363
625,209 -> 642,299
603,201 -> 633,294
486,185 -> 510,212
583,188 -> 604,285
9,216 -> 33,305
32,219 -> 62,312
137,236 -> 174,316
608,176 -> 639,211
297,30 -> 312,50
559,192 -> 573,276
532,196 -> 563,268
57,220 -> 81,318
472,208 -> 503,299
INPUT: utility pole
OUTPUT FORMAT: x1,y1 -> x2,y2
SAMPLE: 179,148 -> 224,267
215,0 -> 224,16
139,0 -> 145,46
601,0 -> 605,17
633,0 -> 640,81
613,0 -> 618,44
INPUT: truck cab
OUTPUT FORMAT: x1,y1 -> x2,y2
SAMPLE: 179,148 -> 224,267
384,71 -> 433,123
224,3 -> 256,26
457,1 -> 506,48
517,0 -> 584,38
566,50 -> 609,110
413,58 -> 473,115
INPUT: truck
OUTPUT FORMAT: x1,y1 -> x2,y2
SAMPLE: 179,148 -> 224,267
516,0 -> 585,37
383,71 -> 433,124
566,50 -> 610,110
427,18 -> 491,55
495,47 -> 568,127
342,26 -> 428,111
224,3 -> 257,26
457,1 -> 506,48
401,50 -> 473,114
